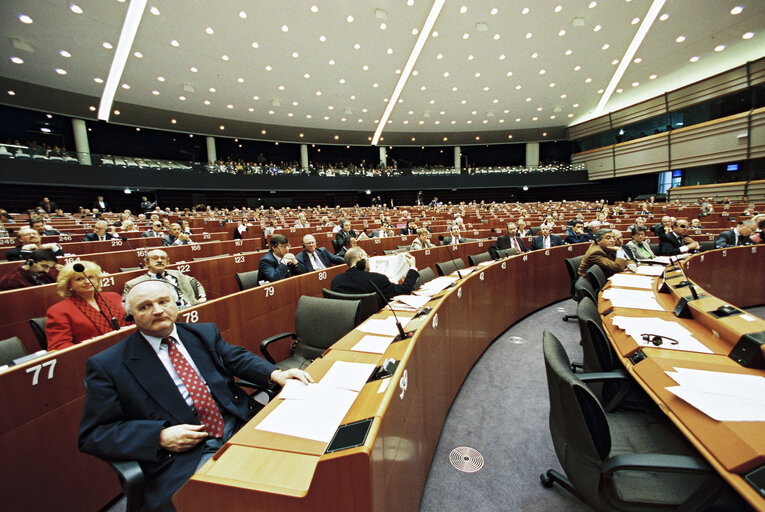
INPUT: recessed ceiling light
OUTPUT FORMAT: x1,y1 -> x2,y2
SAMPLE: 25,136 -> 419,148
521,7 -> 530,15
585,77 -> 592,83
558,29 -> 566,36
525,97 -> 532,102
611,59 -> 619,65
437,53 -> 443,59
432,31 -> 439,37
265,65 -> 272,71
675,35 -> 686,43
339,78 -> 345,83
538,69 -> 546,74
463,33 -> 470,39
532,116 -> 538,121
730,6 -> 743,15
743,32 -> 755,39
354,43 -> 361,49
565,49 -> 572,55
474,72 -> 481,77
536,106 -> 543,111
525,32 -> 532,39
593,25 -> 601,32
239,11 -> 247,19
133,51 -> 143,58
19,14 -> 33,24
157,76 -> 165,81
443,72 -> 449,77
715,45 -> 726,51
499,54 -> 506,60
102,42 -> 113,49
452,86 -> 458,91
190,66 -> 198,72
205,27 -> 214,35
568,113 -> 574,118
387,48 -> 394,54
310,5 -> 318,13
121,83 -> 130,89
170,40 -> 179,47
221,54 -> 229,61
153,90 -> 160,95
237,77 -> 244,83
560,94 -> 567,99
209,87 -> 216,92
55,68 -> 67,75
491,7 -> 499,15
278,85 -> 285,91
150,6 -> 160,15
483,86 -> 489,91
493,33 -> 501,40
649,74 -> 657,79
58,50 -> 71,58
632,81 -> 639,87
461,99 -> 467,104
616,88 -> 623,93
219,125 -> 225,130
573,103 -> 579,107
574,65 -> 581,70
253,95 -> 259,100
588,1 -> 597,8
70,4 -> 83,14
460,6 -> 468,14
170,118 -> 177,124
659,13 -> 669,21
633,57 -> 642,63
179,96 -> 186,101
227,104 -> 233,109
113,110 -> 119,115
515,84 -> 522,89
554,5 -> 563,13
291,51 -> 299,58
597,89 -> 604,94
363,65 -> 369,71
467,55 -> 474,60
94,77 -> 103,83
316,90 -> 322,96
88,104 -> 95,110
347,15 -> 354,23
506,71 -> 513,76
631,17 -> 640,24
251,41 -> 259,48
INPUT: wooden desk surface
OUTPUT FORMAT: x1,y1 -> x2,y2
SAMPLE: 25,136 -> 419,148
600,246 -> 765,510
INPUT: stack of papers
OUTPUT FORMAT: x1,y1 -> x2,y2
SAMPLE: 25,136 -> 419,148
357,316 -> 408,336
601,288 -> 664,311
350,335 -> 396,354
609,274 -> 655,289
665,368 -> 765,421
389,294 -> 431,312
255,361 -> 377,442
634,265 -> 666,276
611,316 -> 713,354
414,276 -> 458,296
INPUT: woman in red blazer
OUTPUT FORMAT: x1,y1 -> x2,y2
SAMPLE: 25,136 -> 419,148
45,261 -> 130,351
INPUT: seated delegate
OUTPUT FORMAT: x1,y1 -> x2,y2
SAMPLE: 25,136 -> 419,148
577,228 -> 628,279
0,248 -> 58,290
295,234 -> 345,271
258,234 -> 306,282
45,260 -> 130,350
410,228 -> 435,251
123,249 -> 207,309
331,247 -> 419,301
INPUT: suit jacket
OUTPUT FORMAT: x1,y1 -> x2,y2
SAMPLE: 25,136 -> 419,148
258,250 -> 306,282
659,231 -> 695,256
83,232 -> 119,242
162,235 -> 188,247
441,236 -> 467,246
330,267 -> 419,300
624,240 -> 655,260
564,232 -> 593,244
335,230 -> 357,250
0,265 -> 55,290
92,201 -> 111,212
141,229 -> 163,238
529,234 -> 564,251
123,270 -> 206,308
715,229 -> 752,248
38,201 -> 57,213
577,243 -> 628,278
400,227 -> 417,235
651,223 -> 671,237
78,323 -> 277,512
295,247 -> 344,272
5,244 -> 64,261
490,235 -> 527,258
45,292 -> 127,351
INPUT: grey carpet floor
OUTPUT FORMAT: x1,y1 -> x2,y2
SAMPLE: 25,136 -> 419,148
419,298 -> 592,512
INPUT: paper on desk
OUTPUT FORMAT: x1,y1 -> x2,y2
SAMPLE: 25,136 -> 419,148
414,276 -> 458,296
358,316 -> 406,336
392,294 -> 431,310
611,316 -> 713,354
667,368 -> 765,397
601,288 -> 664,311
351,335 -> 396,354
634,265 -> 666,276
255,388 -> 359,442
369,253 -> 410,283
609,274 -> 655,289
319,360 -> 377,391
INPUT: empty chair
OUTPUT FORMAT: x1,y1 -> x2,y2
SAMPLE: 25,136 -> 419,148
562,255 -> 585,321
540,331 -> 723,511
260,296 -> 360,370
322,288 -> 380,325
435,258 -> 466,276
416,267 -> 436,288
573,277 -> 598,304
29,317 -> 47,350
468,251 -> 492,266
698,240 -> 715,252
235,270 -> 260,291
585,265 -> 607,293
397,245 -> 412,250
0,337 -> 27,366
649,242 -> 660,255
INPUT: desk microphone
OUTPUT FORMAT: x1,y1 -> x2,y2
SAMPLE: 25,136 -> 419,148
672,257 -> 699,300
449,252 -> 464,279
367,279 -> 412,341
121,236 -> 144,269
72,263 -> 121,331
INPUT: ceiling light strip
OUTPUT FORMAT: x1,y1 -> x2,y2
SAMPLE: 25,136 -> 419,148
594,0 -> 665,116
372,0 -> 446,145
97,0 -> 147,121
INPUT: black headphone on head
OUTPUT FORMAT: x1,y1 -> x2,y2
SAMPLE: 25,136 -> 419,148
356,258 -> 367,271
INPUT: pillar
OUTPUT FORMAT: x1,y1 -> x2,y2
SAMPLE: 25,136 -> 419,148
454,146 -> 461,173
525,142 -> 539,168
71,119 -> 91,166
379,146 -> 387,168
300,144 -> 309,171
206,136 -> 217,163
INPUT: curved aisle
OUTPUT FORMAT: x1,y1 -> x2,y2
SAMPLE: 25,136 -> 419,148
173,244 -> 588,511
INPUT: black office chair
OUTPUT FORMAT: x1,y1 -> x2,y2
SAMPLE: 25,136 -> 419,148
29,317 -> 47,350
397,245 -> 412,250
0,336 -> 27,366
468,251 -> 492,266
416,267 -> 437,288
649,242 -> 660,255
573,277 -> 598,304
322,288 -> 381,325
260,296 -> 360,369
562,255 -> 585,321
107,461 -> 145,512
540,331 -> 724,511
435,258 -> 466,276
585,265 -> 607,293
235,270 -> 261,291
698,240 -> 715,252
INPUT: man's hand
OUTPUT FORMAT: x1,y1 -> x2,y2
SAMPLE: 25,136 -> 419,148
404,253 -> 416,269
270,368 -> 315,386
159,424 -> 208,452
282,253 -> 298,266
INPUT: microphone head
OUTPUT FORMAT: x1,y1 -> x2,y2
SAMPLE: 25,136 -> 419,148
72,263 -> 85,272
121,236 -> 128,241
438,235 -> 444,242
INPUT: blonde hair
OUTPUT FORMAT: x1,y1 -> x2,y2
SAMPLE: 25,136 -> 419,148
56,260 -> 102,298
416,228 -> 429,237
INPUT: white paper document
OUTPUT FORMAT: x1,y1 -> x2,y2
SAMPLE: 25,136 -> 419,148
611,316 -> 713,354
319,361 -> 377,391
391,294 -> 431,310
665,368 -> 765,421
351,334 -> 396,354
601,288 -> 664,311
608,274 -> 655,289
414,276 -> 457,296
634,265 -> 666,276
369,253 -> 410,283
357,316 -> 407,336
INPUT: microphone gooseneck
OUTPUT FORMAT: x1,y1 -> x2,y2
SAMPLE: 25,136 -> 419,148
121,236 -> 144,269
73,263 -> 121,330
367,278 -> 410,341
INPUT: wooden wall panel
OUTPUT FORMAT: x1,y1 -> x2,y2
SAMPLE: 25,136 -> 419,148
613,132 -> 669,177
749,107 -> 765,161
572,146 -> 613,180
670,112 -> 749,168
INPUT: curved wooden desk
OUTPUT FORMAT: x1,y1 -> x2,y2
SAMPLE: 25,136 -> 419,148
600,246 -> 765,510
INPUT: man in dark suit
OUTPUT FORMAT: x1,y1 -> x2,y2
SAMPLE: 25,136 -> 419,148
529,224 -> 564,250
490,222 -> 527,258
78,280 -> 312,512
142,221 -> 165,238
400,220 -> 418,236
38,197 -> 57,213
659,219 -> 700,256
714,220 -> 756,248
335,220 -> 357,251
92,195 -> 111,212
295,234 -> 345,272
140,196 -> 156,214
650,215 -> 674,237
258,234 -> 306,282
330,247 -> 419,300
162,223 -> 192,246
441,225 -> 467,246
30,218 -> 60,235
564,221 -> 593,244
83,220 -> 120,241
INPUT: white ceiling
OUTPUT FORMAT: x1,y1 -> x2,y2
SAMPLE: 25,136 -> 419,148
0,0 -> 763,145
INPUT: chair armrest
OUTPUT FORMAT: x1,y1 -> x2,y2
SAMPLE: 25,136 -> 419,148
570,361 -> 584,371
236,378 -> 278,400
577,369 -> 629,383
107,460 -> 145,512
602,453 -> 710,476
259,332 -> 296,364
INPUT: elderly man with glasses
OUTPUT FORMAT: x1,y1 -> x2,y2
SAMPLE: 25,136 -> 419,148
123,249 -> 207,309
258,234 -> 306,282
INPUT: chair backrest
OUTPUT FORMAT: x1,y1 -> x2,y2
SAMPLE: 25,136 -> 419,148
235,270 -> 260,291
698,240 -> 715,252
293,296 -> 360,361
0,336 -> 27,366
577,297 -> 615,373
468,251 -> 492,266
585,265 -> 607,292
29,317 -> 47,350
397,245 -> 412,250
416,267 -> 436,288
564,255 -> 585,299
322,288 -> 380,324
435,260 -> 455,276
649,243 -> 660,256
530,226 -> 541,235
542,331 -> 611,505
573,277 -> 597,304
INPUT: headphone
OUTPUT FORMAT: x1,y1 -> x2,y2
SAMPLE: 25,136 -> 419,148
25,259 -> 34,268
356,258 -> 367,271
